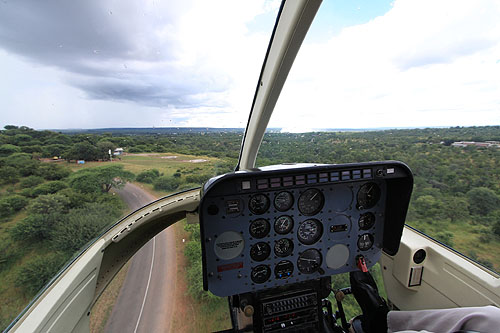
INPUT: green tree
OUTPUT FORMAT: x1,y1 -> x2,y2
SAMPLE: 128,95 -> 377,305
64,141 -> 100,161
136,169 -> 161,184
29,194 -> 70,215
493,219 -> 500,237
43,144 -> 67,158
51,204 -> 117,253
0,144 -> 21,157
0,195 -> 28,217
441,196 -> 469,222
36,163 -> 71,180
467,187 -> 500,216
96,140 -> 115,161
69,164 -> 134,193
10,213 -> 61,241
0,166 -> 20,184
31,181 -> 67,197
153,175 -> 181,191
4,152 -> 39,176
16,252 -> 67,296
19,175 -> 44,188
413,195 -> 443,220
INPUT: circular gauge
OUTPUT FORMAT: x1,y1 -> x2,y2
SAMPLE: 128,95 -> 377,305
251,265 -> 271,284
359,212 -> 375,230
297,219 -> 323,245
297,249 -> 322,274
357,183 -> 381,210
249,194 -> 270,215
358,233 -> 374,251
249,219 -> 270,239
274,260 -> 294,279
298,189 -> 324,216
250,242 -> 271,262
274,215 -> 294,234
274,238 -> 294,257
274,191 -> 294,212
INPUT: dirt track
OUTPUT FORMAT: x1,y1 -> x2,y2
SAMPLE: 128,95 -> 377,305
104,183 -> 176,333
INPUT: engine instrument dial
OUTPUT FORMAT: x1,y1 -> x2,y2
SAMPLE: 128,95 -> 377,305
274,191 -> 294,211
274,238 -> 294,257
359,212 -> 376,230
249,194 -> 270,215
250,242 -> 271,262
274,215 -> 294,234
249,219 -> 270,239
297,249 -> 322,274
358,233 -> 374,251
251,265 -> 271,284
357,183 -> 381,210
274,260 -> 294,279
297,219 -> 323,245
298,188 -> 324,215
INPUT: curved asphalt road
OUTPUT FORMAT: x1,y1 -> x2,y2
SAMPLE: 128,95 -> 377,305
104,183 -> 176,333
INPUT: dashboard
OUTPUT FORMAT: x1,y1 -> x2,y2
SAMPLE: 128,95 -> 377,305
199,161 -> 413,297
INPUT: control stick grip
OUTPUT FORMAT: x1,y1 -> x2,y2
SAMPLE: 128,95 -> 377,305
356,255 -> 368,272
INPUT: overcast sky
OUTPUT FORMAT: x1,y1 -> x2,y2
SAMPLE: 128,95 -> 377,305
1,0 -> 499,131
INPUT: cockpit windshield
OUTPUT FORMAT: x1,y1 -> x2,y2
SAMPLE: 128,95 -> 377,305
0,0 -> 499,332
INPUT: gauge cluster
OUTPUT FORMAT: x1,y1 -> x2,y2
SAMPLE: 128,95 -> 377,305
199,161 -> 413,297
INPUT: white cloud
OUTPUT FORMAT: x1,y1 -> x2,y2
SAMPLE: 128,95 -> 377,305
270,0 -> 500,130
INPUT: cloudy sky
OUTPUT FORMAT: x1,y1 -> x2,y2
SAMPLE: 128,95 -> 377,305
1,0 -> 499,131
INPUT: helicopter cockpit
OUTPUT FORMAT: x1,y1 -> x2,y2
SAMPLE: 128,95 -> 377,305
4,0 -> 499,332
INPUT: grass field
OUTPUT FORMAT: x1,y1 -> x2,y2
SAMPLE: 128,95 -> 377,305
67,152 -> 219,177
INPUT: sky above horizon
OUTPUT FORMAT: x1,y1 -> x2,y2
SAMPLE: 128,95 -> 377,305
1,0 -> 499,132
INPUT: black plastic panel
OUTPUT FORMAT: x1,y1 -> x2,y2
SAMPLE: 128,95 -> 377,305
199,161 -> 413,297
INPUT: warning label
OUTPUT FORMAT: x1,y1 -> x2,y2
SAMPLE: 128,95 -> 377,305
216,240 -> 243,250
217,262 -> 243,272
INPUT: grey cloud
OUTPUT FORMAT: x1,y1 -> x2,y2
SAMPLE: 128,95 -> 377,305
0,0 -> 229,108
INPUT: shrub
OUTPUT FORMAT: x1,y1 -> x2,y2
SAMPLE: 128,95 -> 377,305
435,231 -> 454,247
153,176 -> 181,192
31,180 -> 67,197
37,163 -> 71,180
16,252 -> 67,296
0,144 -> 21,157
185,174 -> 212,185
51,203 -> 118,253
57,188 -> 89,209
10,213 -> 62,241
0,195 -> 28,217
19,175 -> 44,188
29,194 -> 70,215
136,169 -> 161,184
5,152 -> 39,177
0,166 -> 20,184
493,219 -> 500,237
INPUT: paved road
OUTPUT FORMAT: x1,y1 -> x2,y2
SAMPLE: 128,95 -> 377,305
104,183 -> 176,333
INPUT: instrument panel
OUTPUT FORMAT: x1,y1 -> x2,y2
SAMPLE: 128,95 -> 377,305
199,161 -> 413,297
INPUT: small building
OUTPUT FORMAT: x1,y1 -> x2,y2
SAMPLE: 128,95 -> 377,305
113,148 -> 124,156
